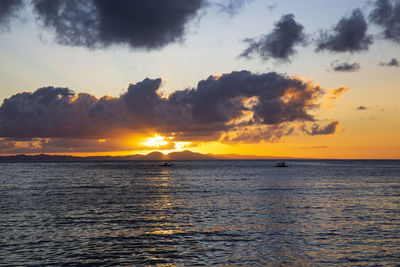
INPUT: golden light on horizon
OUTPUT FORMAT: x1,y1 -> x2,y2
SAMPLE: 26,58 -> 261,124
175,141 -> 191,150
142,134 -> 169,148
141,134 -> 192,153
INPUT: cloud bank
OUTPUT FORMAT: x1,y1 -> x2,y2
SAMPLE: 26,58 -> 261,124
240,14 -> 306,62
0,71 -> 347,153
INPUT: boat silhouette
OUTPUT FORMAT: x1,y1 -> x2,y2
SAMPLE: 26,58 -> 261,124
275,162 -> 288,167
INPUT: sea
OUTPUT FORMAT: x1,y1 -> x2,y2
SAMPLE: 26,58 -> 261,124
0,160 -> 399,266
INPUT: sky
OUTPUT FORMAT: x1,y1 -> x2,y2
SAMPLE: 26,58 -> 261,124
0,0 -> 399,159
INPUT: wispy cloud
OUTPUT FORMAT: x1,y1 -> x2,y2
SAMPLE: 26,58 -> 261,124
357,105 -> 368,110
0,0 -> 24,31
327,86 -> 352,99
331,61 -> 361,72
267,3 -> 277,12
370,0 -> 400,43
221,125 -> 294,143
302,120 -> 340,136
214,0 -> 253,16
379,58 -> 399,67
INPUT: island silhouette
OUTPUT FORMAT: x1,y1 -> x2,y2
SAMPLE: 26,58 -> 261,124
0,150 -> 299,161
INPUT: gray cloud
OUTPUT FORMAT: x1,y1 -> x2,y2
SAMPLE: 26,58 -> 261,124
0,0 -> 202,50
370,0 -> 400,43
303,120 -> 340,136
0,0 -> 24,31
0,71 -> 346,153
168,71 -> 321,128
317,9 -> 373,53
331,61 -> 361,72
240,14 -> 306,62
379,58 -> 399,67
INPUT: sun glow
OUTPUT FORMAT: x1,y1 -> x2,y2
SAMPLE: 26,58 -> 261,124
142,134 -> 169,148
139,134 -> 192,154
175,142 -> 190,150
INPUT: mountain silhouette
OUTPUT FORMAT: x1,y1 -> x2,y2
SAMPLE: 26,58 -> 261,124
0,150 -> 300,161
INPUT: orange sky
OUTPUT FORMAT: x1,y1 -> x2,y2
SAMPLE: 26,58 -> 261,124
0,0 -> 399,159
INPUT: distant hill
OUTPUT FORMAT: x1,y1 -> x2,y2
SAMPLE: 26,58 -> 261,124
0,150 -> 298,161
140,151 -> 165,160
213,153 -> 298,160
166,150 -> 214,160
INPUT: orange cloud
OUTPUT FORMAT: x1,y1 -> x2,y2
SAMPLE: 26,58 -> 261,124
327,86 -> 352,99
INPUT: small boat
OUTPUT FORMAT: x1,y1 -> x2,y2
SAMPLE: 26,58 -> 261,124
275,162 -> 288,167
160,162 -> 173,167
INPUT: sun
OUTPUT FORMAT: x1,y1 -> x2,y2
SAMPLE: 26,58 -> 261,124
142,134 -> 169,148
140,134 -> 192,153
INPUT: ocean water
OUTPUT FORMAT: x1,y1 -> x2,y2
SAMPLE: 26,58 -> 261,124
0,160 -> 399,266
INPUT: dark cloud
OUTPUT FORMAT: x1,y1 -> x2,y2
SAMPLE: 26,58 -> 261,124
0,87 -> 109,138
379,58 -> 399,67
369,0 -> 400,43
331,61 -> 361,72
168,70 -> 321,128
1,0 -> 203,50
317,9 -> 373,53
303,120 -> 340,136
369,0 -> 393,26
240,14 -> 306,62
0,71 -> 347,153
29,0 -> 203,50
357,105 -> 368,110
0,0 -> 24,31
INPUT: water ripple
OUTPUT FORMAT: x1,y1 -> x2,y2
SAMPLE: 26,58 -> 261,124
0,160 -> 399,265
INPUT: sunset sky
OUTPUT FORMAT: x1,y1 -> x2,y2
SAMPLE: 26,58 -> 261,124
0,0 -> 399,158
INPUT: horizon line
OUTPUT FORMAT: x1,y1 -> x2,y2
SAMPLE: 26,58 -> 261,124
0,151 -> 398,160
